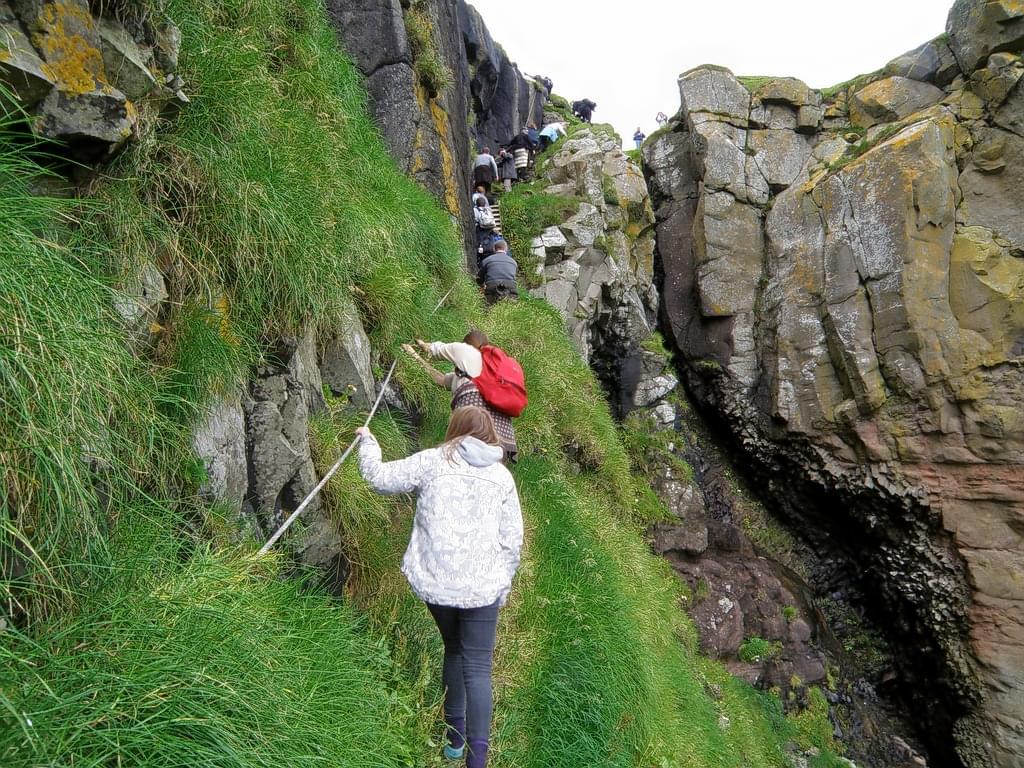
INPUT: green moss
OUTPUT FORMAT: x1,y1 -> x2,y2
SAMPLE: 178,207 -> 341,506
827,122 -> 905,173
738,637 -> 783,664
498,182 -> 580,288
789,688 -> 839,754
544,92 -> 579,126
783,605 -> 798,622
695,577 -> 711,602
820,69 -> 881,101
736,75 -> 774,93
642,331 -> 667,354
602,173 -> 620,206
403,0 -> 453,96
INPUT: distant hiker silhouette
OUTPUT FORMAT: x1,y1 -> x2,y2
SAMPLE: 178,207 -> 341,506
497,147 -> 516,191
357,406 -> 522,768
572,98 -> 596,123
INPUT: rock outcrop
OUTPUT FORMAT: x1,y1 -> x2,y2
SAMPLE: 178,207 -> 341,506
326,0 -> 547,261
457,0 -> 546,152
646,2 -> 1024,765
527,124 -> 663,415
192,324 -> 378,595
0,0 -> 185,161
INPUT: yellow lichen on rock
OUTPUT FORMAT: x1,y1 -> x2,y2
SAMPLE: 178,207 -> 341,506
430,99 -> 460,216
33,1 -> 109,96
212,294 -> 239,345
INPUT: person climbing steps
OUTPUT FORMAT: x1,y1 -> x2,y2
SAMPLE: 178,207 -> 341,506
473,146 -> 499,194
479,239 -> 518,305
402,330 -> 523,462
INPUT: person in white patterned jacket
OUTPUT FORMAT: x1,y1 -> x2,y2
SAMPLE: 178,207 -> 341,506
356,406 -> 523,768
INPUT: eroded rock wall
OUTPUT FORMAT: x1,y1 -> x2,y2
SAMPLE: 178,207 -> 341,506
326,0 -> 547,261
0,0 -> 185,161
646,1 -> 1024,764
527,125 -> 665,415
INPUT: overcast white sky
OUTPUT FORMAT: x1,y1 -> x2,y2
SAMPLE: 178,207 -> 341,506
467,0 -> 952,145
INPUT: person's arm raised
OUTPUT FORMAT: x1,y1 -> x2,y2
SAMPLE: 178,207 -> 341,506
357,429 -> 431,495
402,343 -> 447,388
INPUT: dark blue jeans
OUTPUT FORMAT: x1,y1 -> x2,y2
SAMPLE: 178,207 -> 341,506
426,600 -> 499,754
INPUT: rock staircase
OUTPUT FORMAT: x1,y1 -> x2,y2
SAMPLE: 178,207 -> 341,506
491,199 -> 504,236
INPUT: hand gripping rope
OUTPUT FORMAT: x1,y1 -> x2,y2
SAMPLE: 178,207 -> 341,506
257,286 -> 455,555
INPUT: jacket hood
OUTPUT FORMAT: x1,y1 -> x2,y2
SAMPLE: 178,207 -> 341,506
457,436 -> 504,467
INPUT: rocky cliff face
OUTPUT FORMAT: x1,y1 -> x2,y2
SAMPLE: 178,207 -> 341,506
527,124 -> 664,413
327,0 -> 546,259
646,2 -> 1024,765
0,0 -> 185,162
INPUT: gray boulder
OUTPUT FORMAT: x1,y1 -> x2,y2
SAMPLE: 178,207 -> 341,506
0,1 -> 54,109
884,37 -> 961,86
243,330 -> 327,531
995,78 -> 1024,135
96,16 -> 156,100
153,21 -> 181,73
192,398 -> 249,524
947,0 -> 1024,73
848,76 -> 945,128
678,65 -> 750,125
3,0 -> 142,159
34,87 -> 134,158
112,259 -> 167,345
321,305 -> 376,407
969,51 -> 1024,108
959,126 -> 1024,247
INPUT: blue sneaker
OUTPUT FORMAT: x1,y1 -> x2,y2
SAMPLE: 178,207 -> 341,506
443,744 -> 465,760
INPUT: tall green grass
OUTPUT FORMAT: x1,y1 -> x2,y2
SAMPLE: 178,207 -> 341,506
1,0 -> 838,766
2,544 -> 421,767
0,129 -> 181,622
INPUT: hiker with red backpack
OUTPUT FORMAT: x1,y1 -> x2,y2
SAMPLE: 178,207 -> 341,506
402,329 -> 526,463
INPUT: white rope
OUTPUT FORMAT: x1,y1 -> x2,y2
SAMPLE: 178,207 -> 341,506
257,284 -> 454,555
433,285 -> 455,313
257,358 -> 397,555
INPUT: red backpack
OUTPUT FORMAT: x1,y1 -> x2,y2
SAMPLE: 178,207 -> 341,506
474,345 -> 528,417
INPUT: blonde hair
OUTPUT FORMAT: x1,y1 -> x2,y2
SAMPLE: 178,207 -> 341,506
442,406 -> 499,460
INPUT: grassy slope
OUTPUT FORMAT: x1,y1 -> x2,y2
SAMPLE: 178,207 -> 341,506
1,1 -> 834,766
